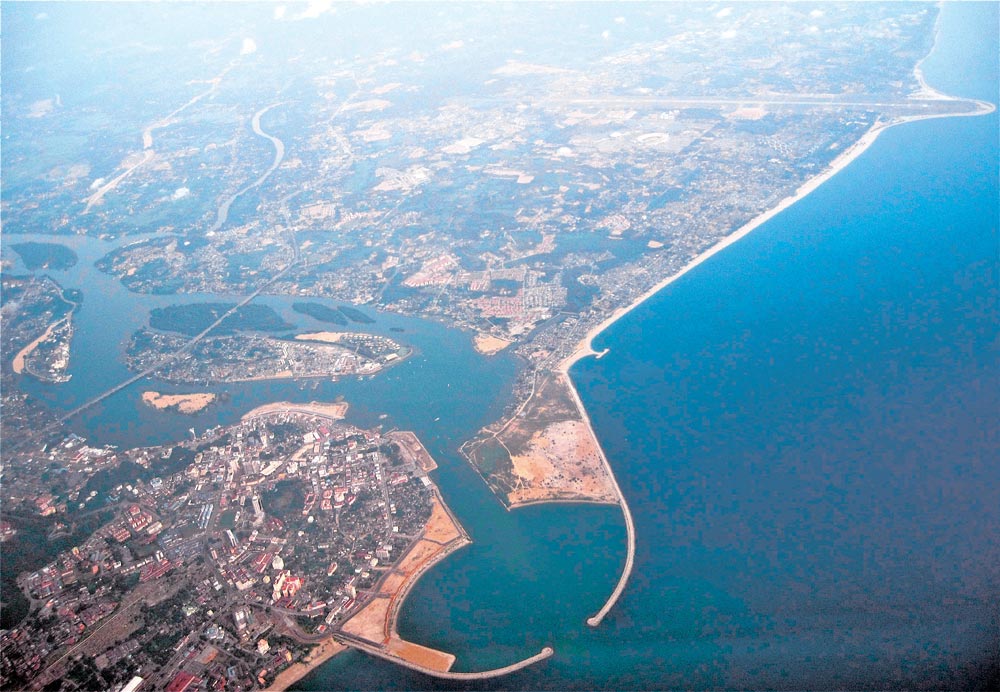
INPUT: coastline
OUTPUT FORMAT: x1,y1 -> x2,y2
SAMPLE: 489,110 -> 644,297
561,116 -> 955,375
557,91 -> 995,627
268,638 -> 348,692
336,491 -> 473,674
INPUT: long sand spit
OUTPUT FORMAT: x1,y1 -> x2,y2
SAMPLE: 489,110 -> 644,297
560,94 -> 995,628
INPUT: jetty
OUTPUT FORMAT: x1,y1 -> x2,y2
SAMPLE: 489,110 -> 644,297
336,633 -> 554,680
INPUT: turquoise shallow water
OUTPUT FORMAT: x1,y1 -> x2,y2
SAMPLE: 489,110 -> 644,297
294,3 -> 999,689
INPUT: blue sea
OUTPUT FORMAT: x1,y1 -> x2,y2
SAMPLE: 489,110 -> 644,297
294,3 -> 999,689
2,2 -> 995,689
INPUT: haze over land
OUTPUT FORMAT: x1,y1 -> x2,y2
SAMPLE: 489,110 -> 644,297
1,3 -> 996,691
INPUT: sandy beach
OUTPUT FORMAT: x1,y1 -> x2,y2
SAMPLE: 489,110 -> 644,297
560,103 -> 991,380
552,87 -> 994,627
266,638 -> 348,691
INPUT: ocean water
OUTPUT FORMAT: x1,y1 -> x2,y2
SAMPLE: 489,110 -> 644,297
295,3 -> 999,689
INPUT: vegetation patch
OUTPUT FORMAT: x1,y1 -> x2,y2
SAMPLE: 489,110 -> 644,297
10,242 -> 79,270
337,305 -> 375,324
149,302 -> 295,336
262,479 -> 308,521
293,301 -> 347,325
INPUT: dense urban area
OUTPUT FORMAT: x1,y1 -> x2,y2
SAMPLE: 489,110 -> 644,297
1,407 -> 456,691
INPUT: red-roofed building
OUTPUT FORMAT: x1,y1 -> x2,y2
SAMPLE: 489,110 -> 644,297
165,671 -> 200,692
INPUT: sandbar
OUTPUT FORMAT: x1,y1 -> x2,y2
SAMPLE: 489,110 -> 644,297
141,391 -> 216,414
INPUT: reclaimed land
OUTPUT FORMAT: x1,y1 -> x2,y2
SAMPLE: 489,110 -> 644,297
140,391 -> 216,414
335,491 -> 554,679
473,333 -> 512,356
240,400 -> 349,421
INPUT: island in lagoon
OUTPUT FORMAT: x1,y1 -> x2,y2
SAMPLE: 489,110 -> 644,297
141,391 -> 217,415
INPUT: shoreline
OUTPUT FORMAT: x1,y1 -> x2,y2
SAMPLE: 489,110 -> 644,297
560,107 -> 990,376
557,91 -> 994,628
240,400 -> 349,421
268,638 -> 348,692
11,317 -> 65,375
335,490 -> 475,675
383,494 -> 471,645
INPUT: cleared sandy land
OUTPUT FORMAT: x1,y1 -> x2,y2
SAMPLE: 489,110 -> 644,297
141,391 -> 216,414
354,126 -> 393,142
421,499 -> 462,544
339,493 -> 468,672
239,369 -> 295,381
267,638 -> 348,692
294,331 -> 342,343
508,418 -> 617,505
342,596 -> 392,643
441,137 -> 483,155
241,400 -> 349,421
386,640 -> 455,672
484,372 -> 618,507
11,319 -> 63,374
343,99 -> 392,112
473,333 -> 512,355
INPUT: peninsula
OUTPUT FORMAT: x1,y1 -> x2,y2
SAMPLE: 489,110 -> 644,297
0,402 -> 554,691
